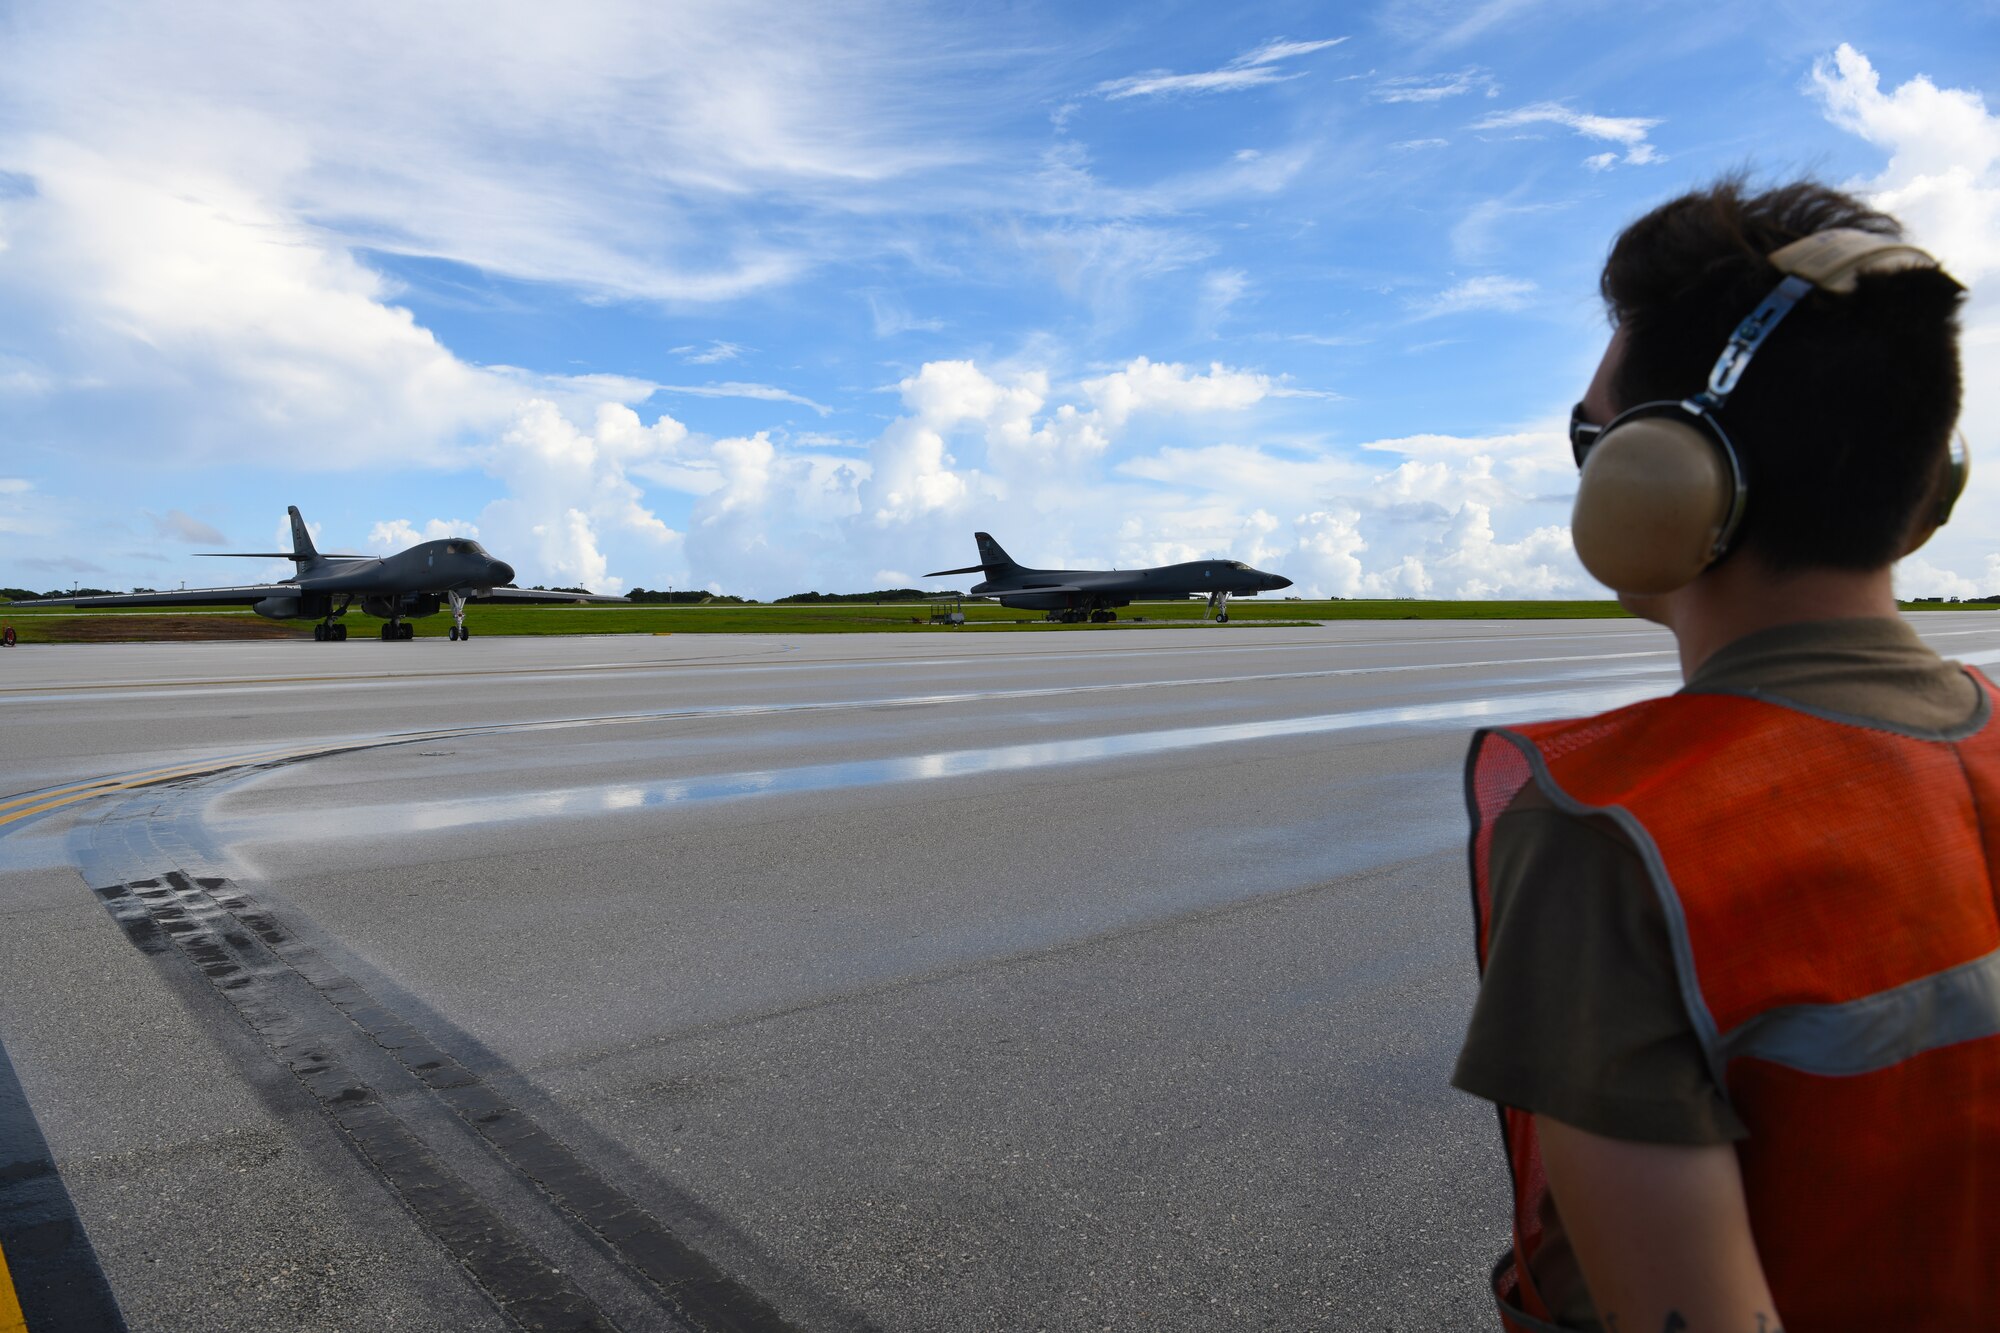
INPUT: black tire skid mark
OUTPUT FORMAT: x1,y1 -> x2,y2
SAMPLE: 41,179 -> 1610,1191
83,788 -> 803,1333
197,874 -> 795,1332
97,873 -> 615,1333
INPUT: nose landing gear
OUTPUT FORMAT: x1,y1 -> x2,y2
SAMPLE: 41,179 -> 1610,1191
446,590 -> 470,643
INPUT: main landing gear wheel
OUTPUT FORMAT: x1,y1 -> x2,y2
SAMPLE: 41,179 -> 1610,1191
313,624 -> 326,641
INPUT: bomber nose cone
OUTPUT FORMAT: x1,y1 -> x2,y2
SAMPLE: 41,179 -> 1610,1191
1269,573 -> 1293,590
491,561 -> 516,585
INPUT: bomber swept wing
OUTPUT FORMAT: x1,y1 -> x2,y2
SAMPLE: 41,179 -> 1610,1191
33,583 -> 306,608
466,587 -> 628,604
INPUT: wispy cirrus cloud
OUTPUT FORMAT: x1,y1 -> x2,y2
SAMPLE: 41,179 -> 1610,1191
1095,36 -> 1347,100
657,381 -> 834,416
148,509 -> 227,545
1384,0 -> 1556,53
868,293 -> 946,337
0,1 -> 998,307
672,341 -> 749,365
1373,68 -> 1497,103
1410,275 -> 1537,319
1450,198 -> 1567,262
1472,101 -> 1662,167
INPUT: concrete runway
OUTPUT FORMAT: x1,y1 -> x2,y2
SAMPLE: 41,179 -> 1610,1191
5,616 -> 1998,1331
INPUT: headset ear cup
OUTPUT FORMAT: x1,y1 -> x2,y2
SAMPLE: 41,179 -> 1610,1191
1904,433 -> 1971,555
1937,434 -> 1969,529
1572,415 -> 1738,594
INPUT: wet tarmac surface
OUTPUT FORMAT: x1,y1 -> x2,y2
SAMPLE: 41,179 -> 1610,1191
5,617 -> 1998,1330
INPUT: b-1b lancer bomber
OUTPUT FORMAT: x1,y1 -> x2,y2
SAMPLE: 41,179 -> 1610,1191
928,532 -> 1291,623
13,505 -> 618,642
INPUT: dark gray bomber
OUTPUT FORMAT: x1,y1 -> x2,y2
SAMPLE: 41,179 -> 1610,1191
11,505 -> 617,642
928,532 -> 1291,623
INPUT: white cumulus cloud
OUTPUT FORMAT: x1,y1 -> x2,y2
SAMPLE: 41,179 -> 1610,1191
367,517 -> 480,551
1809,44 -> 2000,592
1083,357 -> 1276,428
475,401 -> 686,592
653,355 -> 1590,601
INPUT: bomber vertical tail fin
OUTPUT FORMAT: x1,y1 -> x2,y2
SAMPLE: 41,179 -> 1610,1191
287,506 -> 320,563
926,531 -> 1031,579
973,532 -> 1022,574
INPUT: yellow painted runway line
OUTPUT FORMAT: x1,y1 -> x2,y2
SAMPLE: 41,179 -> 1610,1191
0,1239 -> 26,1333
0,740 -> 390,827
0,722 -> 528,828
0,748 -> 303,815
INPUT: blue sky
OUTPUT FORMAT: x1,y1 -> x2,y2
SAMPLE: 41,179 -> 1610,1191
2,0 -> 1996,599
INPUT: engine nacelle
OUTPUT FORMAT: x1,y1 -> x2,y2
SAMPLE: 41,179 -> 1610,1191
361,593 -> 441,620
252,596 -> 301,620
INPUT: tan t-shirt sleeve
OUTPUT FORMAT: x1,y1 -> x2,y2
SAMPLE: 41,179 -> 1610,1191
1451,795 -> 1747,1145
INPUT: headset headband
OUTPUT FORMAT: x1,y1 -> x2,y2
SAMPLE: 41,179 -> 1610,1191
1698,231 -> 1942,411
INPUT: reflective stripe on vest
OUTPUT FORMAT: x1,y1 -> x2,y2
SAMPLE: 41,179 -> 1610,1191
1466,672 -> 2000,1330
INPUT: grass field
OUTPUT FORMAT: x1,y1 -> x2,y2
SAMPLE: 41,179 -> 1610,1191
0,597 -> 1986,643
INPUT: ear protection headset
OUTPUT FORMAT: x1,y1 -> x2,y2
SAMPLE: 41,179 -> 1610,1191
1569,229 -> 1970,595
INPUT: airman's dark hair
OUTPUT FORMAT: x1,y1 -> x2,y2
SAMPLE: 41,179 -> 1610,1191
1600,175 -> 1964,571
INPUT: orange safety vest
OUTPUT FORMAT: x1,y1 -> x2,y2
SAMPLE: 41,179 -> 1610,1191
1466,675 -> 2000,1332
